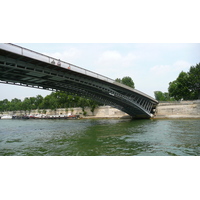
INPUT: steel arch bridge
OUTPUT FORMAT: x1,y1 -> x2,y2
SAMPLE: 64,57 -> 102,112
0,43 -> 158,119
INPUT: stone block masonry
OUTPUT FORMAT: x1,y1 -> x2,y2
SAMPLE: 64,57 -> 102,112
155,100 -> 200,118
0,106 -> 131,119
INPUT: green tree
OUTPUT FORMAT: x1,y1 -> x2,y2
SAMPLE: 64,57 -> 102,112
35,95 -> 43,109
67,95 -> 75,108
29,97 -> 37,110
78,97 -> 89,112
0,99 -> 10,112
0,90 -> 102,112
88,99 -> 98,114
0,101 -> 3,112
115,78 -> 122,83
22,97 -> 31,114
168,63 -> 200,100
154,91 -> 174,101
41,95 -> 51,109
121,76 -> 135,88
48,93 -> 59,114
10,98 -> 22,111
115,76 -> 135,88
168,71 -> 193,100
188,63 -> 200,99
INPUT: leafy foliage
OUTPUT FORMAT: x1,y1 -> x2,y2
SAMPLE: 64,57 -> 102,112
188,63 -> 200,99
154,91 -> 174,101
168,63 -> 200,100
115,76 -> 135,88
0,91 -> 101,113
168,72 -> 191,100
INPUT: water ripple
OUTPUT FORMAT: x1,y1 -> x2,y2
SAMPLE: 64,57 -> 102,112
0,119 -> 199,156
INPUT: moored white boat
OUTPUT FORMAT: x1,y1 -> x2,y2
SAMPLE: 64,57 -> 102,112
1,115 -> 12,119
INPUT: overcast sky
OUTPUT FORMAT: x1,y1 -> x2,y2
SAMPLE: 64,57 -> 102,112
0,43 -> 200,101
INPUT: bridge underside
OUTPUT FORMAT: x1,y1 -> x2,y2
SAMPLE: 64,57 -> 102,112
0,47 -> 158,119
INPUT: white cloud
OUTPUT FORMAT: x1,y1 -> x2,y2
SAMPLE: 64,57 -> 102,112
97,50 -> 136,67
124,52 -> 137,66
150,60 -> 191,75
173,60 -> 191,71
97,50 -> 122,66
94,50 -> 137,80
44,48 -> 81,63
150,65 -> 171,75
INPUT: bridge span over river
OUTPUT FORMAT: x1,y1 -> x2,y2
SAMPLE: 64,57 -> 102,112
0,43 -> 158,118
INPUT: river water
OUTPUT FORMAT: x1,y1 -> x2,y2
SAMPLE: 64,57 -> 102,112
0,118 -> 200,156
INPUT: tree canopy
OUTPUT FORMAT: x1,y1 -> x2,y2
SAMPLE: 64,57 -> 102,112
188,63 -> 200,99
154,91 -> 174,101
168,63 -> 200,100
115,76 -> 135,88
0,92 -> 100,113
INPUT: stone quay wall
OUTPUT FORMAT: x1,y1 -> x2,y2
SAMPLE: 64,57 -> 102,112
1,106 -> 131,119
155,100 -> 200,118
